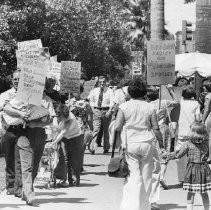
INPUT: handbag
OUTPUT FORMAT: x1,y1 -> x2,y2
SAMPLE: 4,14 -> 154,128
108,131 -> 129,178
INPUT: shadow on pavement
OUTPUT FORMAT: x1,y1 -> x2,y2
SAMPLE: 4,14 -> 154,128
38,197 -> 91,204
78,183 -> 99,187
84,164 -> 103,167
0,204 -> 25,209
159,204 -> 186,209
36,191 -> 67,196
82,171 -> 107,176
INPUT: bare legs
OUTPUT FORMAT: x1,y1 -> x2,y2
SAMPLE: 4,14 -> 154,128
187,192 -> 210,210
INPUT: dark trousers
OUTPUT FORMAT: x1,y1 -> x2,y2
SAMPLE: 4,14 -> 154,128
1,127 -> 23,195
62,135 -> 84,185
17,127 -> 46,201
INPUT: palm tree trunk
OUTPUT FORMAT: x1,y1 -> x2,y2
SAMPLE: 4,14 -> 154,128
150,0 -> 165,41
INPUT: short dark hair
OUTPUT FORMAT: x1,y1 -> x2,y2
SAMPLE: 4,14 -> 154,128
128,77 -> 147,99
147,86 -> 159,101
55,103 -> 69,119
174,77 -> 189,87
204,80 -> 211,92
182,85 -> 196,99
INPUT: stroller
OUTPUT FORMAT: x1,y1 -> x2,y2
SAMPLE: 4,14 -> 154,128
39,141 -> 68,188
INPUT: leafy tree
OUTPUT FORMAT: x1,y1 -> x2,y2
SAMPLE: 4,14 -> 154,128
0,0 -> 132,79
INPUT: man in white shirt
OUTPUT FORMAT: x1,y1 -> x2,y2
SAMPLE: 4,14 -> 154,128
0,71 -> 28,198
89,76 -> 114,154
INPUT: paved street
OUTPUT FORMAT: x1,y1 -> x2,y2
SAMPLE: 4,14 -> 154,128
0,148 -> 208,210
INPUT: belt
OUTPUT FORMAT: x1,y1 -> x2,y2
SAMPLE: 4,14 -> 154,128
94,107 -> 109,111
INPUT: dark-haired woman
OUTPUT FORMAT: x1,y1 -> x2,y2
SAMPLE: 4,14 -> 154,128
202,80 -> 211,162
176,86 -> 201,185
174,77 -> 189,88
114,78 -> 163,210
53,104 -> 84,186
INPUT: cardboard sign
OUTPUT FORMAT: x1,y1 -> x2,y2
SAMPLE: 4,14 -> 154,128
18,39 -> 42,51
131,51 -> 143,75
16,56 -> 50,106
16,47 -> 49,69
80,80 -> 97,99
147,41 -> 175,85
60,61 -> 81,94
47,62 -> 61,85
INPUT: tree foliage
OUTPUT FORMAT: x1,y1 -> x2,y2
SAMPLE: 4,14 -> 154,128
0,0 -> 132,79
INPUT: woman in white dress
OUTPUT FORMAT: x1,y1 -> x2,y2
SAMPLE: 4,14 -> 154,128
114,77 -> 163,210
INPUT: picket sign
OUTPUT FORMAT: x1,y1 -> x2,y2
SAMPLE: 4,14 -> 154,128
18,39 -> 42,51
16,55 -> 50,106
47,62 -> 61,85
147,40 -> 175,86
60,61 -> 81,94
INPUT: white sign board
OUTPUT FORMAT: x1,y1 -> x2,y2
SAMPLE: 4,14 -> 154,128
60,61 -> 81,94
18,39 -> 42,51
147,41 -> 175,85
47,62 -> 61,84
16,56 -> 49,106
131,51 -> 143,75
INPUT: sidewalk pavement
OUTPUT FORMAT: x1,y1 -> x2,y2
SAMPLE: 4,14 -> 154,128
0,148 -> 209,210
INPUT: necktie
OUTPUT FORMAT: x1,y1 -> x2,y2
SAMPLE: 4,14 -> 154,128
98,88 -> 104,108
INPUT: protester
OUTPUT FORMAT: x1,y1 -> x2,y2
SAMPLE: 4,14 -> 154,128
164,122 -> 211,210
89,76 -> 114,154
45,78 -> 61,104
53,103 -> 84,187
147,86 -> 179,190
176,86 -> 201,185
67,89 -> 93,169
114,77 -> 163,210
174,77 -> 190,88
0,71 -> 25,198
3,86 -> 54,206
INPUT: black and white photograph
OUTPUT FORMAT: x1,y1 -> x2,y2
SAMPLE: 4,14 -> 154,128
0,0 -> 211,209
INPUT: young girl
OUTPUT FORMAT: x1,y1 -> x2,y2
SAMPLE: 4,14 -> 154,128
164,122 -> 211,210
53,103 -> 84,186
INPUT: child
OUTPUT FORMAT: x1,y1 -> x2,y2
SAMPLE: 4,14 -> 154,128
163,122 -> 211,210
53,103 -> 84,186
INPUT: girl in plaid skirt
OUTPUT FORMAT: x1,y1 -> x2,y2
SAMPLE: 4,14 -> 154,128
163,122 -> 211,210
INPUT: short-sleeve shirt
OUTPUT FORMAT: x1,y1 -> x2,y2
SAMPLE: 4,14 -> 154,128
119,99 -> 155,143
178,98 -> 200,138
173,140 -> 209,163
113,86 -> 128,105
58,112 -> 82,139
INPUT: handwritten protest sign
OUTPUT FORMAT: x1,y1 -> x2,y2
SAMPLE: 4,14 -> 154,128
147,41 -> 175,85
18,39 -> 42,51
16,46 -> 49,70
16,56 -> 49,106
80,80 -> 97,99
60,61 -> 81,94
47,62 -> 61,85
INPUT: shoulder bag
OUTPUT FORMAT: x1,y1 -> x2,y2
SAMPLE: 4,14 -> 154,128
108,131 -> 129,178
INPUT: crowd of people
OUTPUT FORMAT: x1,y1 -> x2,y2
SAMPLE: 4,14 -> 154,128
1,71 -> 211,210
